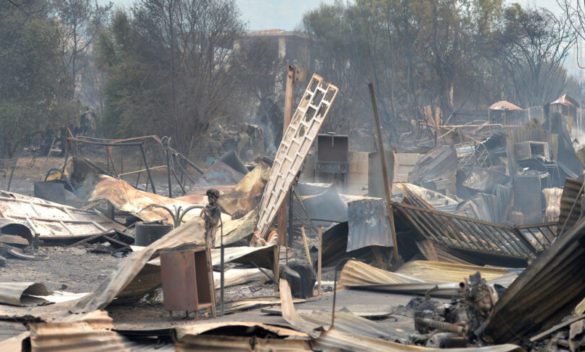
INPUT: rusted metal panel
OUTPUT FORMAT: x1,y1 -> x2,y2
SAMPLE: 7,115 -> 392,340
340,259 -> 511,289
29,310 -> 134,352
0,191 -> 124,239
176,335 -> 312,352
0,331 -> 28,352
347,198 -> 392,251
160,245 -> 212,312
174,320 -> 311,351
483,216 -> 585,343
255,74 -> 339,240
395,202 -> 555,260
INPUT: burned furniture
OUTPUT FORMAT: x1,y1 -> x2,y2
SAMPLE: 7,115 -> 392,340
160,244 -> 215,317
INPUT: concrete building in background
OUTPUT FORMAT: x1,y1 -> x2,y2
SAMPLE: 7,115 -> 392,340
236,29 -> 311,67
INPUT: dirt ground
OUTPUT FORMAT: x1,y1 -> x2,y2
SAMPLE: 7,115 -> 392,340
0,246 -> 123,293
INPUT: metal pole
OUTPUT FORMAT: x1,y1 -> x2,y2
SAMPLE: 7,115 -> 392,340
331,265 -> 339,328
220,218 -> 225,316
139,144 -> 157,194
166,147 -> 172,198
368,82 -> 400,263
317,226 -> 323,296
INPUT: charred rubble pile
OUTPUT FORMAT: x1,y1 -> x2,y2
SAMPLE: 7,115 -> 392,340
1,74 -> 585,352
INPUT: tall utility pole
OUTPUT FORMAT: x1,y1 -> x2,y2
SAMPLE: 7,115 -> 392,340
277,65 -> 296,255
368,82 -> 400,264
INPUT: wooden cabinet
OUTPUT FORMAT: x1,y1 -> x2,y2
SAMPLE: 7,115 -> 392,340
160,245 -> 214,313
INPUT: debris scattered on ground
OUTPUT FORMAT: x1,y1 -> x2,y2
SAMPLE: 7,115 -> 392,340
1,73 -> 585,352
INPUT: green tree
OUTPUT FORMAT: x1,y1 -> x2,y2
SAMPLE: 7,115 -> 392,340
96,0 -> 244,155
0,0 -> 77,157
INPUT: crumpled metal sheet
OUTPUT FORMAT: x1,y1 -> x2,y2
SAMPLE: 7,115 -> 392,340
91,175 -> 256,245
297,183 -> 348,224
483,216 -> 585,343
176,335 -> 311,351
395,202 -> 555,264
279,278 -> 521,351
71,218 -> 275,315
210,245 -> 276,270
145,244 -> 276,270
175,321 -> 307,339
396,260 -> 512,283
213,268 -> 268,289
0,191 -> 124,239
396,183 -> 459,211
415,240 -> 472,264
223,296 -> 306,315
90,175 -> 209,224
408,145 -> 458,193
70,218 -> 206,315
558,178 -> 583,235
462,167 -> 510,193
339,260 -> 421,288
319,222 -> 378,268
313,328 -> 523,352
0,282 -> 50,306
214,162 -> 270,216
338,260 -> 514,295
0,218 -> 34,243
456,184 -> 513,223
347,198 -> 393,251
215,209 -> 257,246
29,310 -> 134,352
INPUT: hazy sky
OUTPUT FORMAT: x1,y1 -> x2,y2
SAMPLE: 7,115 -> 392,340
107,0 -> 562,31
237,0 -> 561,30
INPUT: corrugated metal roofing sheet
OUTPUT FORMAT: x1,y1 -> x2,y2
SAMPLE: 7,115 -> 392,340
0,191 -> 124,239
339,260 -> 421,288
395,202 -> 555,261
347,198 -> 392,251
396,260 -> 512,283
558,178 -> 583,235
339,260 -> 514,297
280,278 -> 522,351
483,216 -> 585,343
29,311 -> 134,352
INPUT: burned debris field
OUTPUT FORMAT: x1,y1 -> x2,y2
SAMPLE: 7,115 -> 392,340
5,0 -> 585,351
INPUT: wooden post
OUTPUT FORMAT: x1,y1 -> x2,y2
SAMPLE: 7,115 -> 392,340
300,226 -> 313,267
368,83 -> 401,264
277,66 -> 296,259
317,226 -> 323,296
